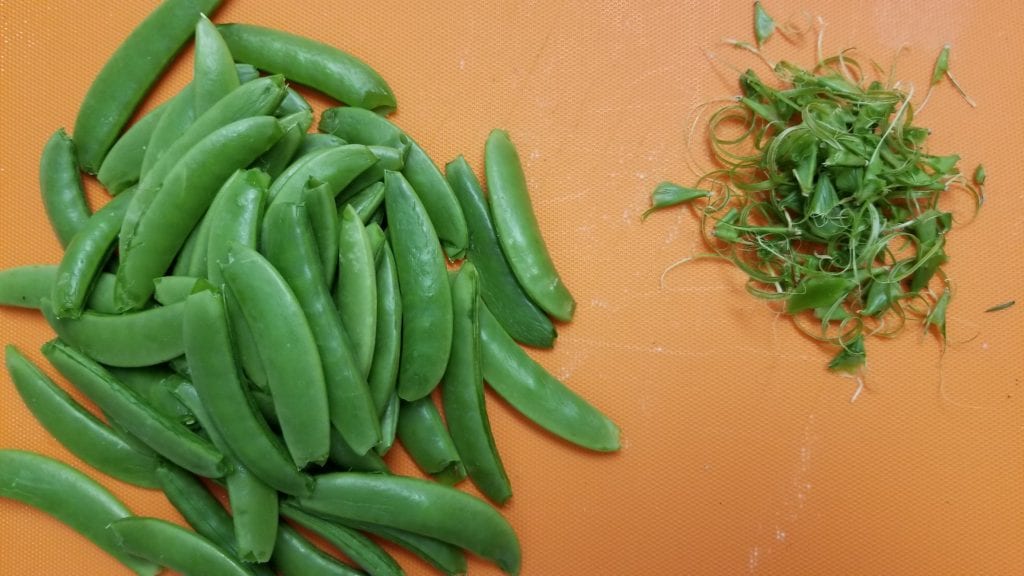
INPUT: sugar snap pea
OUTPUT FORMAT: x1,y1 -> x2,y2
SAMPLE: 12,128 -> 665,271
485,129 -> 575,321
0,266 -> 114,312
107,516 -> 252,576
340,144 -> 409,199
397,397 -> 467,485
206,168 -> 270,286
376,391 -> 401,456
255,109 -> 313,179
272,523 -> 363,576
40,128 -> 91,247
335,204 -> 378,378
296,472 -> 521,575
224,285 -> 269,390
42,339 -> 226,478
344,181 -> 386,224
385,170 -> 453,401
5,346 -> 160,488
97,101 -> 169,195
267,143 -> 378,206
328,428 -> 390,473
338,519 -> 468,576
302,179 -> 340,285
193,14 -> 240,115
294,132 -> 347,160
156,463 -> 240,554
73,0 -> 222,172
153,275 -> 209,306
107,365 -> 196,426
218,23 -> 396,112
275,86 -> 314,118
366,222 -> 386,260
0,450 -> 161,576
140,84 -> 197,179
280,502 -> 403,576
367,240 -> 402,416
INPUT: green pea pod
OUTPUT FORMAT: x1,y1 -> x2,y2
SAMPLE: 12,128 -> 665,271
40,128 -> 91,247
296,472 -> 521,575
156,463 -> 239,553
97,101 -> 169,194
255,109 -> 313,179
184,289 -> 317,495
262,204 -> 380,455
385,171 -> 453,401
0,266 -> 115,312
446,155 -> 556,348
107,366 -> 196,427
107,517 -> 251,576
5,346 -> 160,488
172,211 -> 212,278
153,275 -> 208,306
140,84 -> 196,178
339,144 -> 408,200
375,391 -> 400,456
344,181 -> 386,224
52,188 -> 136,319
338,519 -> 467,576
328,429 -> 390,473
193,14 -> 240,115
366,223 -> 386,260
118,116 -> 284,310
275,86 -> 313,118
42,339 -> 226,478
0,450 -> 161,576
397,397 -> 467,485
218,23 -> 396,112
294,132 -> 347,160
443,264 -> 512,504
367,241 -> 402,416
206,168 -> 271,286
302,179 -> 340,286
479,303 -> 621,452
41,299 -> 185,367
281,502 -> 403,576
335,204 -> 378,378
320,107 -> 468,258
272,524 -> 363,576
267,144 -> 378,206
225,285 -> 269,390
485,129 -> 575,321
221,244 -> 330,468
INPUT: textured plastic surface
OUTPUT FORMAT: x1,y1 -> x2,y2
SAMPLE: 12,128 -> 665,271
2,1 -> 1022,575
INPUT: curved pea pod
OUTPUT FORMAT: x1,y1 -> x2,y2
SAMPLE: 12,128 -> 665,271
0,450 -> 161,576
221,243 -> 330,468
254,109 -> 313,179
98,101 -> 169,194
42,339 -> 226,478
153,275 -> 210,306
41,299 -> 185,367
479,303 -> 620,452
485,129 -> 575,321
1,266 -> 115,312
172,215 -> 213,278
107,517 -> 252,576
184,289 -> 315,495
267,143 -> 378,206
319,107 -> 468,258
294,132 -> 347,160
442,264 -> 512,503
276,86 -> 313,118
5,346 -> 160,488
367,240 -> 402,416
375,392 -> 400,456
296,472 -> 521,575
272,524 -> 363,576
225,285 -> 269,390
107,365 -> 195,426
302,179 -> 340,286
193,14 -> 240,115
206,168 -> 270,286
335,204 -> 378,379
384,171 -> 453,401
40,128 -> 91,247
339,144 -> 408,200
156,463 -> 237,552
446,155 -> 556,348
117,115 -> 284,310
218,23 -> 395,112
280,502 -> 403,576
397,397 -> 467,485
344,181 -> 386,224
52,187 -> 136,319
140,84 -> 196,178
342,519 -> 467,576
262,204 -> 380,455
328,429 -> 390,473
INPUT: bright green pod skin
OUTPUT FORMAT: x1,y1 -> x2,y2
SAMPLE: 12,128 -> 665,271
262,204 -> 380,455
107,517 -> 252,576
275,86 -> 313,118
218,23 -> 396,112
52,188 -> 136,319
339,144 -> 408,200
485,129 -> 575,322
5,346 -> 160,488
339,519 -> 467,576
366,241 -> 402,416
117,115 -> 283,310
40,129 -> 91,247
41,299 -> 185,367
384,171 -> 453,401
0,266 -> 115,312
327,429 -> 390,473
397,397 -> 467,485
479,303 -> 621,452
296,472 -> 521,575
302,180 -> 340,287
446,155 -> 556,348
442,264 -> 512,504
173,212 -> 213,278
193,14 -> 240,115
266,143 -> 378,206
280,502 -> 403,576
220,244 -> 330,468
156,463 -> 239,552
206,169 -> 270,286
254,109 -> 313,179
73,0 -> 223,173
0,450 -> 161,576
271,524 -> 363,576
343,181 -> 386,224
107,365 -> 195,426
320,107 -> 468,258
140,84 -> 196,178
293,132 -> 347,160
183,289 -> 315,495
152,275 -> 209,307
97,101 -> 168,194
42,339 -> 226,478
335,204 -> 378,379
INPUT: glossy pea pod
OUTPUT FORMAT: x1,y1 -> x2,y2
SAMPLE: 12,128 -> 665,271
73,0 -> 222,172
97,101 -> 168,194
367,239 -> 402,416
0,450 -> 161,576
335,204 -> 378,379
328,428 -> 390,473
274,85 -> 314,118
302,179 -> 340,286
40,129 -> 91,247
384,171 -> 453,401
107,517 -> 252,576
296,472 -> 521,575
271,524 -> 363,576
293,132 -> 348,160
153,275 -> 209,307
5,346 -> 160,488
193,14 -> 240,115
446,155 -> 556,348
254,109 -> 313,179
266,143 -> 378,207
206,168 -> 270,285
442,263 -> 512,504
42,339 -> 226,478
485,129 -> 575,322
107,365 -> 196,426
397,397 -> 467,485
0,266 -> 117,313
262,204 -> 380,455
280,502 -> 403,576
343,181 -> 386,224
339,144 -> 409,199
376,392 -> 401,456
340,519 -> 468,576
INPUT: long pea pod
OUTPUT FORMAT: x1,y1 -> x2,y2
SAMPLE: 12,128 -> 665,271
376,391 -> 401,456
193,14 -> 240,115
328,428 -> 390,473
294,132 -> 347,160
397,397 -> 467,485
366,240 -> 402,415
255,109 -> 313,179
206,168 -> 270,286
107,517 -> 252,576
266,143 -> 378,206
335,204 -> 378,379
344,181 -> 386,224
140,84 -> 197,178
271,524 -> 363,576
40,129 -> 91,247
0,450 -> 161,576
340,144 -> 408,199
302,180 -> 340,285
153,276 -> 208,307
337,519 -> 467,576
0,266 -> 115,312
280,502 -> 403,576
97,101 -> 169,194
107,365 -> 195,426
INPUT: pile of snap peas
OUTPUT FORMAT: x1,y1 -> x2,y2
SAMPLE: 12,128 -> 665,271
0,1 -> 620,575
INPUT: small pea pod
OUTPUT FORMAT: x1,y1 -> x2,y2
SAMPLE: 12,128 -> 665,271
206,168 -> 270,286
485,129 -> 575,321
339,144 -> 408,200
397,397 -> 467,485
376,391 -> 400,456
335,204 -> 378,378
5,345 -> 160,488
272,524 -> 363,576
193,14 -> 240,115
107,517 -> 252,576
344,181 -> 386,224
296,472 -> 521,575
97,101 -> 169,194
479,303 -> 620,452
266,143 -> 378,206
340,520 -> 467,576
367,240 -> 402,415
218,23 -> 396,112
42,339 -> 226,478
255,109 -> 313,179
40,129 -> 91,247
302,179 -> 340,286
0,266 -> 115,312
446,155 -> 556,348
0,450 -> 161,576
384,171 -> 453,401
281,502 -> 404,576
294,132 -> 347,160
